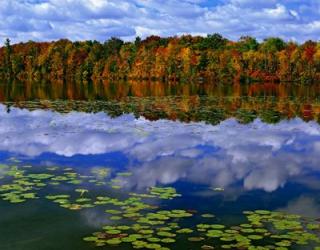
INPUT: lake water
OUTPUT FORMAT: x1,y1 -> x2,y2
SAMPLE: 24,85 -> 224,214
0,81 -> 320,250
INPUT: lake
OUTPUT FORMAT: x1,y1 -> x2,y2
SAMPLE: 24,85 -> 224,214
0,81 -> 320,250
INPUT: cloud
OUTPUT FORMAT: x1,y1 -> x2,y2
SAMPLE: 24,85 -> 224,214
0,0 -> 319,43
81,209 -> 113,228
1,104 -> 320,194
278,196 -> 320,218
0,0 -> 140,42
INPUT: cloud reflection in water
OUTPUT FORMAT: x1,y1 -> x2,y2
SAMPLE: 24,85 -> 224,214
1,105 -> 320,193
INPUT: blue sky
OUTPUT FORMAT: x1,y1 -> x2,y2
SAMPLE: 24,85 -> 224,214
1,0 -> 320,44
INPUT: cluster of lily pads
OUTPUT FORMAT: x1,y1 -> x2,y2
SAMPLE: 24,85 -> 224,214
83,208 -> 320,249
1,161 -> 320,249
83,209 -> 194,249
0,162 -> 182,214
130,187 -> 181,200
0,165 -> 46,203
0,163 -> 123,206
193,210 -> 320,249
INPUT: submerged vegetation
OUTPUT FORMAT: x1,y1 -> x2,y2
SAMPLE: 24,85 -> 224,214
0,161 -> 320,249
1,35 -> 320,83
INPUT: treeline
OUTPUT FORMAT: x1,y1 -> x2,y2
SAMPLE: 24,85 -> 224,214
4,95 -> 319,125
0,34 -> 320,83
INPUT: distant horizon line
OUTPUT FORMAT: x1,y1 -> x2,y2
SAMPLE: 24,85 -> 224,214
2,33 -> 319,47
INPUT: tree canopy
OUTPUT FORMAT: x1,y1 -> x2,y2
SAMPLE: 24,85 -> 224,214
0,34 -> 320,83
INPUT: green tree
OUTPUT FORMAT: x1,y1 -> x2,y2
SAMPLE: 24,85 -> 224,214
198,33 -> 227,50
238,36 -> 259,52
262,37 -> 286,52
104,37 -> 124,58
4,38 -> 13,77
198,52 -> 208,71
134,36 -> 141,48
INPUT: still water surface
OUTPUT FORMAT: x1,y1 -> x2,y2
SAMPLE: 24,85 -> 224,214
0,81 -> 320,249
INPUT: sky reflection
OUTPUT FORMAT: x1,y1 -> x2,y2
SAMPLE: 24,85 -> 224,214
1,104 -> 320,194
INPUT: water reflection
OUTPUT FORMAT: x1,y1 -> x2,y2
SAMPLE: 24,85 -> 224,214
279,196 -> 320,218
1,104 -> 320,195
2,82 -> 320,250
1,80 -> 320,101
1,80 -> 320,124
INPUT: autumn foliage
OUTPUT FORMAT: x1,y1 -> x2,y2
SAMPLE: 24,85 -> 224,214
1,34 -> 320,83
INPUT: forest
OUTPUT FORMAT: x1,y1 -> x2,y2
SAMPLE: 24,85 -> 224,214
0,34 -> 320,84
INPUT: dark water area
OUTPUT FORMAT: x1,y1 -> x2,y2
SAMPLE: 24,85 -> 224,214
0,81 -> 320,249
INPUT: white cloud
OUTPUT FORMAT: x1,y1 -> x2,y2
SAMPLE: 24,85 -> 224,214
0,0 -> 319,43
1,104 -> 320,193
278,196 -> 320,218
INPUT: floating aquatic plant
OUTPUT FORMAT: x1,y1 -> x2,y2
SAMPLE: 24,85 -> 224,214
201,214 -> 215,218
1,163 -> 320,250
117,172 -> 133,177
91,167 -> 110,179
